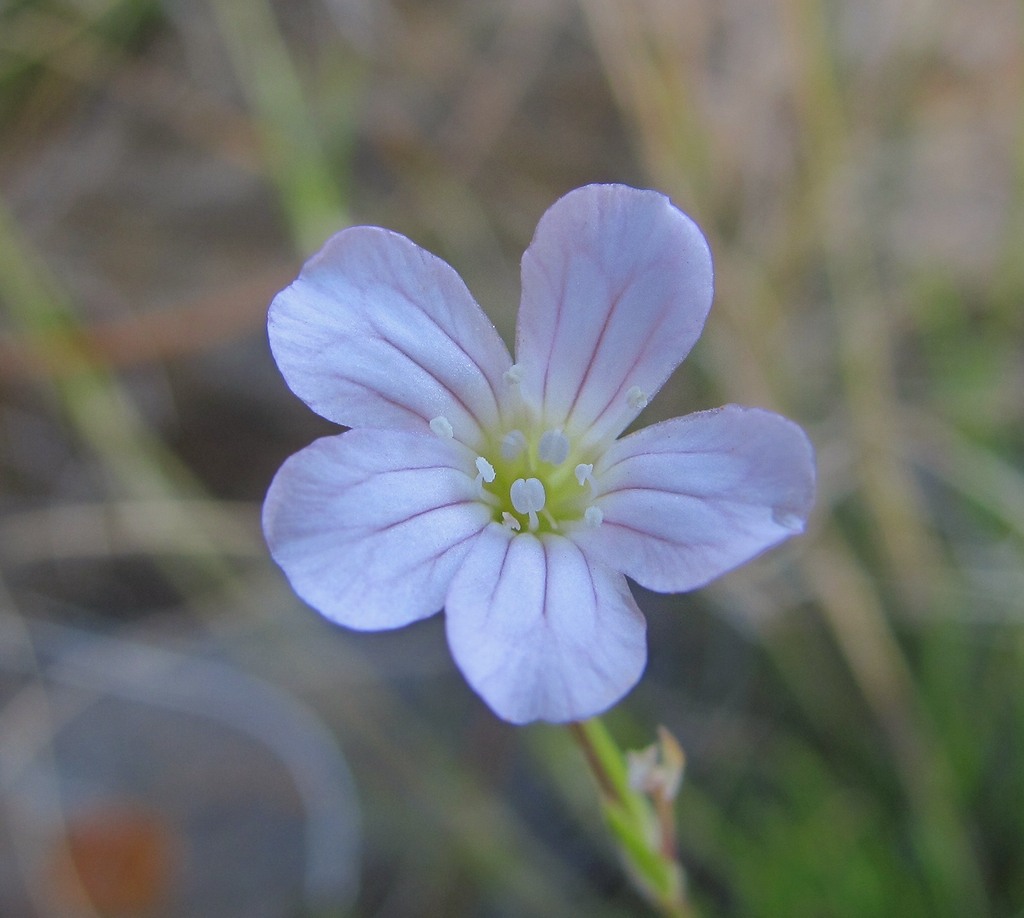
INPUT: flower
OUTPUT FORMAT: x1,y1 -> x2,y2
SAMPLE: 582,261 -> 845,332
263,184 -> 815,724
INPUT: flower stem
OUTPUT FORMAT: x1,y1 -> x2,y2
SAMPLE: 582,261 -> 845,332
568,718 -> 698,918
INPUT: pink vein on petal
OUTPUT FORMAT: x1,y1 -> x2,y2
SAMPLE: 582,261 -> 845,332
351,327 -> 487,431
397,526 -> 482,582
575,280 -> 682,436
600,484 -> 768,507
481,535 -> 514,626
386,275 -> 505,416
355,498 -> 479,537
560,278 -> 630,426
539,247 -> 571,410
539,538 -> 551,622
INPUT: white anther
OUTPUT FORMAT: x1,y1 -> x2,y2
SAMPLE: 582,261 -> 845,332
501,512 -> 521,532
504,364 -> 524,385
474,456 -> 496,484
430,415 -> 454,438
584,505 -> 604,527
501,429 -> 527,461
574,463 -> 594,487
626,386 -> 649,410
510,477 -> 546,532
538,429 -> 570,465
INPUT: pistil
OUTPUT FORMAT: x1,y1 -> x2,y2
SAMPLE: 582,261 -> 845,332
510,477 -> 546,532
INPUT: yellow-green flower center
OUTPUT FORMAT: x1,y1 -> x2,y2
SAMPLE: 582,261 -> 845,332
428,363 -> 633,535
475,424 -> 602,534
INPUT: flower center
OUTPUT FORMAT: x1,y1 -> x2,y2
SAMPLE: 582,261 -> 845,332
424,363 -> 649,534
471,421 -> 603,534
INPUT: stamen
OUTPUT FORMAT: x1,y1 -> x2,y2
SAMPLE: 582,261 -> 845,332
574,463 -> 594,487
501,512 -> 521,532
473,456 -> 496,499
626,386 -> 649,410
474,456 -> 496,483
503,364 -> 524,385
429,415 -> 454,438
538,429 -> 570,465
501,429 -> 527,461
510,477 -> 546,532
584,505 -> 604,527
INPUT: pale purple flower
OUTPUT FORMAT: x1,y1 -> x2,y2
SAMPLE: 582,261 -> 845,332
263,184 -> 815,724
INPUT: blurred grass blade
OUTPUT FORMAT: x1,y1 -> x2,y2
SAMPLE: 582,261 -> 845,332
208,0 -> 349,252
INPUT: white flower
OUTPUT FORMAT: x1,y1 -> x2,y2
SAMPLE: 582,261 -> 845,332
263,184 -> 815,724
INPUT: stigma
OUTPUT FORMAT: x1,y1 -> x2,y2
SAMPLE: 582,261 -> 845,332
510,477 -> 546,531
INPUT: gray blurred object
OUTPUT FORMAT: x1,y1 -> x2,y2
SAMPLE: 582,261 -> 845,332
0,617 -> 360,917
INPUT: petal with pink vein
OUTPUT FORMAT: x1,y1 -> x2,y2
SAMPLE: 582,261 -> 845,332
445,525 -> 647,724
264,428 -> 492,629
515,185 -> 713,447
270,226 -> 513,448
573,406 -> 816,593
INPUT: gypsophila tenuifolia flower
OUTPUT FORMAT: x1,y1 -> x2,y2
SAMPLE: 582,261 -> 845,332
263,184 -> 815,724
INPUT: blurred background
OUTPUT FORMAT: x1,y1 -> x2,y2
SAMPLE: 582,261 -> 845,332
1,0 -> 1022,915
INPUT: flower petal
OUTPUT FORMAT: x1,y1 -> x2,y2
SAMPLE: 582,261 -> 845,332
573,406 -> 815,592
445,526 -> 647,724
515,184 -> 713,446
269,227 -> 513,446
263,428 -> 492,629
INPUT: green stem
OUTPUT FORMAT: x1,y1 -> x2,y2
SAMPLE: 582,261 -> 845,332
568,718 -> 697,918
